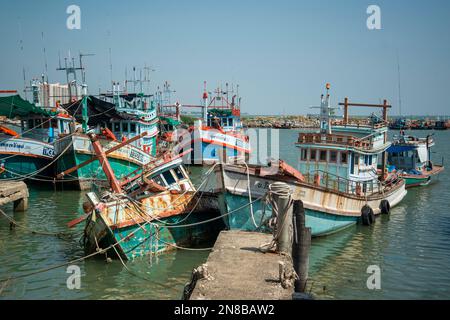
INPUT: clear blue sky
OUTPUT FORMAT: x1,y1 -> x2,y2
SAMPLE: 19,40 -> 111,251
0,0 -> 449,116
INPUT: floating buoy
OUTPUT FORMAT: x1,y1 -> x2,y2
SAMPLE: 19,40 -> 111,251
361,205 -> 375,226
380,200 -> 390,215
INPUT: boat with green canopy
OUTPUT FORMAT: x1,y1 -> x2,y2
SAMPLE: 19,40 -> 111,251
0,91 -> 73,180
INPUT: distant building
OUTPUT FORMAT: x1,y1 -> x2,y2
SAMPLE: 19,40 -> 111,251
32,79 -> 82,109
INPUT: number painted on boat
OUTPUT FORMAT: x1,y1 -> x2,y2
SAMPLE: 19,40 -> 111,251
129,149 -> 144,162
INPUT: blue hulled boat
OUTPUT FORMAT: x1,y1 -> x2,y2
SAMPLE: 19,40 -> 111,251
201,85 -> 407,236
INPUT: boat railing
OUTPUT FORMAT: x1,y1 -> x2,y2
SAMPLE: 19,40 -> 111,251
304,169 -> 402,197
297,133 -> 373,150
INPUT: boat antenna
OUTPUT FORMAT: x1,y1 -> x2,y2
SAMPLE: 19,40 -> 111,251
18,19 -> 27,99
109,47 -> 113,91
397,50 -> 402,117
41,31 -> 49,83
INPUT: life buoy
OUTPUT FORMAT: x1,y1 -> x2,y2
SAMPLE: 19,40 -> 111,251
379,200 -> 390,215
360,205 -> 375,226
101,128 -> 117,141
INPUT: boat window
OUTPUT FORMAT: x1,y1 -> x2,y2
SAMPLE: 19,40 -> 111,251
330,151 -> 337,162
319,150 -> 327,162
162,170 -> 176,185
341,152 -> 348,164
122,122 -> 129,133
310,149 -> 317,161
106,122 -> 112,130
28,119 -> 33,129
350,154 -> 355,174
35,118 -> 42,128
114,123 -> 120,132
229,118 -> 234,127
301,149 -> 308,161
368,155 -> 372,165
173,167 -> 185,180
153,175 -> 166,187
51,119 -> 58,129
130,123 -> 136,133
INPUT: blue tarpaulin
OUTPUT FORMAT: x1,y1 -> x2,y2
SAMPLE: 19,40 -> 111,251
387,145 -> 415,153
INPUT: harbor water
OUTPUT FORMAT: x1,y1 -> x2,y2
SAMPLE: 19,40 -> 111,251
0,129 -> 449,299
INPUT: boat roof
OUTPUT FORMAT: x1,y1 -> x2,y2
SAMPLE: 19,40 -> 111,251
63,95 -> 143,125
0,95 -> 55,118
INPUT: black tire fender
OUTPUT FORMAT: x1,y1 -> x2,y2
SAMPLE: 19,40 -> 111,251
380,200 -> 390,215
361,205 -> 375,226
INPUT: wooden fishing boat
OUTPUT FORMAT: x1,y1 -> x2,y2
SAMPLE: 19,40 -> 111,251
174,83 -> 250,164
56,84 -> 159,190
387,133 -> 444,188
0,92 -> 73,180
201,85 -> 407,236
70,132 -> 222,260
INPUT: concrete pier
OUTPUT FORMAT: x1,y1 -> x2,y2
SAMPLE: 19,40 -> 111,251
189,231 -> 295,300
0,181 -> 29,211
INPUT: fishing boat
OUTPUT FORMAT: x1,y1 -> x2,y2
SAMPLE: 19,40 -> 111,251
174,83 -> 250,164
202,85 -> 407,236
55,82 -> 159,190
71,132 -> 222,260
387,133 -> 444,188
0,87 -> 73,180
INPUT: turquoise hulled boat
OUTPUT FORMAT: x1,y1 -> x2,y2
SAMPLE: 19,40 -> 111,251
78,133 -> 222,260
201,86 -> 407,236
55,84 -> 159,190
387,133 -> 444,188
0,91 -> 73,181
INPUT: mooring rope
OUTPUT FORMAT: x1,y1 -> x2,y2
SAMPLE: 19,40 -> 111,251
0,208 -> 71,240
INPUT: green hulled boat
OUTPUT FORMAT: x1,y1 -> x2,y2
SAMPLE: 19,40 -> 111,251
55,84 -> 159,190
387,134 -> 444,188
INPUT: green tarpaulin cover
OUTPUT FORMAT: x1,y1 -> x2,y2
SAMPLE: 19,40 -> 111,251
0,95 -> 54,118
159,116 -> 180,126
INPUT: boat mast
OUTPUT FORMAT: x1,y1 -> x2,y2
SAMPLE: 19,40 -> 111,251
397,51 -> 402,117
319,83 -> 332,135
203,81 -> 208,124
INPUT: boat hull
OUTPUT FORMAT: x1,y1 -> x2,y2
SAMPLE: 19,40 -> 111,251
175,127 -> 250,165
83,193 -> 223,260
0,137 -> 54,180
402,165 -> 444,188
55,134 -> 153,190
210,165 -> 407,237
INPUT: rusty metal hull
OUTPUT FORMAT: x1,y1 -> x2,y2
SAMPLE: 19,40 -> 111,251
83,191 -> 223,260
210,163 -> 407,236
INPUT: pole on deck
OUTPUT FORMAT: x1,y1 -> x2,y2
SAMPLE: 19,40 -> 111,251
88,132 -> 122,193
343,97 -> 349,125
57,131 -> 148,178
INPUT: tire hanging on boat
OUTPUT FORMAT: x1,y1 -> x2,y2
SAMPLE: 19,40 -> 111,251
360,205 -> 375,226
379,200 -> 390,215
